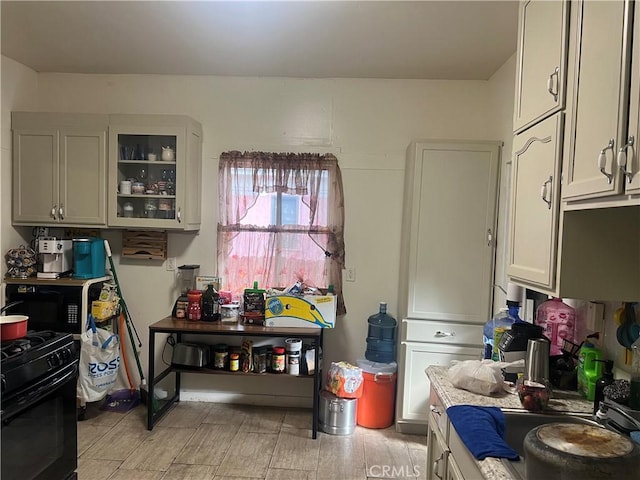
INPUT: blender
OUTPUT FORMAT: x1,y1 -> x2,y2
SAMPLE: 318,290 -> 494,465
172,265 -> 199,318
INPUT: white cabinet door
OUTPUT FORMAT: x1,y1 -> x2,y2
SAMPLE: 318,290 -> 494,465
513,0 -> 569,134
59,128 -> 107,225
427,412 -> 449,480
622,0 -> 640,196
402,141 -> 499,324
508,114 -> 563,289
562,0 -> 632,201
12,128 -> 58,224
398,341 -> 482,424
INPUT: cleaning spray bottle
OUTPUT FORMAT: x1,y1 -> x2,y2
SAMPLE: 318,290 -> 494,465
577,336 -> 603,401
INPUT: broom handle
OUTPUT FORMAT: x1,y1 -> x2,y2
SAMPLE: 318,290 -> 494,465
104,240 -> 142,346
104,240 -> 145,382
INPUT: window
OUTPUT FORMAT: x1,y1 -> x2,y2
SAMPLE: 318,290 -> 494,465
217,151 -> 346,315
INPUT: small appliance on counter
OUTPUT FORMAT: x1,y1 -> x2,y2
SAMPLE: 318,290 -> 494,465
37,238 -> 73,279
171,342 -> 210,368
72,237 -> 106,279
498,321 -> 545,382
172,264 -> 200,319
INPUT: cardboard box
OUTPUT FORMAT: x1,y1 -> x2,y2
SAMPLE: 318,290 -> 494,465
265,294 -> 336,328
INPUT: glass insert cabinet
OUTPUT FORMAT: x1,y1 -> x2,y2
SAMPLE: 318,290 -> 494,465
108,115 -> 202,231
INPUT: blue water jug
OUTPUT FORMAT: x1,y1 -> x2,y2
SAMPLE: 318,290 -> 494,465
365,302 -> 397,363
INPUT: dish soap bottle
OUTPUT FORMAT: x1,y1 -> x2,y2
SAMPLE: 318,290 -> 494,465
577,340 -> 603,401
593,359 -> 614,414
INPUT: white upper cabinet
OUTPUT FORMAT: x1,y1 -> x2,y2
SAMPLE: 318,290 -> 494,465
563,0 -> 635,203
513,0 -> 570,134
12,113 -> 108,227
508,114 -> 563,290
107,115 -> 202,231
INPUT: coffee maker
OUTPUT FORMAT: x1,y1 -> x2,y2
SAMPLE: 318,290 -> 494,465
37,238 -> 73,279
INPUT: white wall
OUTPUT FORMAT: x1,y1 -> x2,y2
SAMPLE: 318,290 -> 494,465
0,56 -> 39,305
2,56 -> 510,405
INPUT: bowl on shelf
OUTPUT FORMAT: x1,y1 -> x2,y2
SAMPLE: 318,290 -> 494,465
131,182 -> 145,194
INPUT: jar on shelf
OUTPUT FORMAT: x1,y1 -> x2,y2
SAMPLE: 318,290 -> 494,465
253,347 -> 267,373
123,202 -> 134,218
187,290 -> 202,321
229,353 -> 240,372
272,346 -> 286,373
144,198 -> 158,218
213,344 -> 228,370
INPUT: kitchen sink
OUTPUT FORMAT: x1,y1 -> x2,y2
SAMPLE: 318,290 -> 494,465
500,410 -> 601,479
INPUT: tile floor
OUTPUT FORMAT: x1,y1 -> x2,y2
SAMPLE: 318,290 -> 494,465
78,401 -> 427,480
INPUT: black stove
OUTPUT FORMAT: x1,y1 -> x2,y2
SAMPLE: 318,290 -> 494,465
1,330 -> 78,480
1,330 -> 76,401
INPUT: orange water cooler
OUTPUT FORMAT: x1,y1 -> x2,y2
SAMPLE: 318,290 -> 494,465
356,358 -> 397,428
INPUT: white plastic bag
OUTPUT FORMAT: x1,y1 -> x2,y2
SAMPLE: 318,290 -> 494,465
448,359 -> 523,396
77,317 -> 121,403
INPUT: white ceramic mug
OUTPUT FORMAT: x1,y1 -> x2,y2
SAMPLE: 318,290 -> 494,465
119,180 -> 132,195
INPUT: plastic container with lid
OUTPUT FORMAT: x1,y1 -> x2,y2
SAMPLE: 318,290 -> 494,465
356,358 -> 397,429
535,297 -> 576,356
187,290 -> 202,321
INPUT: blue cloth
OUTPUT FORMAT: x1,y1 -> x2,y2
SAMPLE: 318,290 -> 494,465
446,405 -> 520,461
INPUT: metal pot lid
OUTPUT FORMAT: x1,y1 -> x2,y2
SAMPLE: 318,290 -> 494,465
536,423 -> 634,458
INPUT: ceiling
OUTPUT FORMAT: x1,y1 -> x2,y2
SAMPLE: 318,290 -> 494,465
1,1 -> 519,81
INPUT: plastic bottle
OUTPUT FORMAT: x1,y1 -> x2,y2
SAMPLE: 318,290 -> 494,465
577,341 -> 603,401
482,283 -> 525,361
365,302 -> 397,363
593,359 -> 614,414
535,297 -> 576,356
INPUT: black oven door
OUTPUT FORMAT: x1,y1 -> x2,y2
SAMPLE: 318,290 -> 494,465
1,361 -> 78,480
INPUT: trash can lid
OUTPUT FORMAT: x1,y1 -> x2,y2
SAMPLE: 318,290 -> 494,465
356,358 -> 397,374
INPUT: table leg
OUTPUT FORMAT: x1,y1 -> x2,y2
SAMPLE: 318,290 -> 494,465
147,330 -> 155,430
312,330 -> 323,439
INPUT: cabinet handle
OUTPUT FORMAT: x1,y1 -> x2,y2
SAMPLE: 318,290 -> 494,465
434,331 -> 455,338
58,205 -> 64,221
617,136 -> 635,183
430,404 -> 442,416
598,138 -> 615,184
540,176 -> 553,209
546,66 -> 560,102
487,228 -> 493,247
432,453 -> 445,480
177,208 -> 182,223
50,205 -> 58,220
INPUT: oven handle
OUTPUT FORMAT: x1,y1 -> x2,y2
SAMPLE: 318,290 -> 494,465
1,361 -> 78,424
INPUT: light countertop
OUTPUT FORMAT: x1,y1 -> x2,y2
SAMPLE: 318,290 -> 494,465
425,365 -> 593,480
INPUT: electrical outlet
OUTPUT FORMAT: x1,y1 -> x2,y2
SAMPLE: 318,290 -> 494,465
166,257 -> 177,271
345,267 -> 356,282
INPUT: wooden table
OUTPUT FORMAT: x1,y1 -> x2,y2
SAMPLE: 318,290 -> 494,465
147,317 -> 324,438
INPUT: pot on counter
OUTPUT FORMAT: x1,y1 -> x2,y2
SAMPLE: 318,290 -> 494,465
0,300 -> 28,341
524,422 -> 640,479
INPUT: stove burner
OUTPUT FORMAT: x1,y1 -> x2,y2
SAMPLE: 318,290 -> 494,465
1,330 -> 61,362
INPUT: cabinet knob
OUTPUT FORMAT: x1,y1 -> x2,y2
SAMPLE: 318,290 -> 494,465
546,66 -> 560,102
58,205 -> 64,220
617,136 -> 635,183
598,138 -> 615,184
51,205 -> 58,220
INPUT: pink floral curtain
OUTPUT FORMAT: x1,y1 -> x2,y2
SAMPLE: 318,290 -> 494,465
217,151 -> 346,315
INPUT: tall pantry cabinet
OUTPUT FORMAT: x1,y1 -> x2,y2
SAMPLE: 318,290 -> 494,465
396,141 -> 500,434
